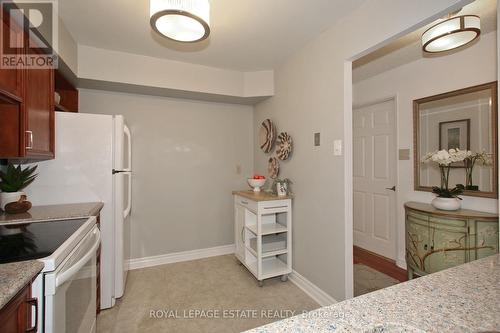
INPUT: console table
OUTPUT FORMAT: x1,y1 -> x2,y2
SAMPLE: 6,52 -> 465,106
405,201 -> 499,279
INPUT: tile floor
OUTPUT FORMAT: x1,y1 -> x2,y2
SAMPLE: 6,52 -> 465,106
97,255 -> 319,333
353,263 -> 399,296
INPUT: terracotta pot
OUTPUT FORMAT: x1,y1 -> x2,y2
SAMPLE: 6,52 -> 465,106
431,197 -> 461,211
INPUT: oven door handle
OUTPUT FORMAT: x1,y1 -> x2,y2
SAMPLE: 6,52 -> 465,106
55,228 -> 101,288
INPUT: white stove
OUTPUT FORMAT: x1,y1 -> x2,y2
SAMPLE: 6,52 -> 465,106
0,216 -> 100,333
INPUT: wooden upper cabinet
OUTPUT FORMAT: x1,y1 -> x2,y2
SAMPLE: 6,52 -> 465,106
0,7 -> 24,101
24,40 -> 54,159
0,7 -> 55,160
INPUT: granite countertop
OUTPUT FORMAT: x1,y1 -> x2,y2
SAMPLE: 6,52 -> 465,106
0,202 -> 104,225
246,254 -> 500,333
233,190 -> 293,202
0,261 -> 44,309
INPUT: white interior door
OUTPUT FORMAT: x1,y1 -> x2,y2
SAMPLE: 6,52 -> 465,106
353,99 -> 397,259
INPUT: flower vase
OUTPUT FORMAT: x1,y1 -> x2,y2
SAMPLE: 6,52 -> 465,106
0,191 -> 25,211
276,183 -> 287,196
431,197 -> 461,211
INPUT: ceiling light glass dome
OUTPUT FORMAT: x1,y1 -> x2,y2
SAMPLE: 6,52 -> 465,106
422,15 -> 480,53
150,0 -> 210,43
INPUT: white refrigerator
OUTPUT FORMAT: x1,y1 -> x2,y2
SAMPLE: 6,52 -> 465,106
26,112 -> 132,309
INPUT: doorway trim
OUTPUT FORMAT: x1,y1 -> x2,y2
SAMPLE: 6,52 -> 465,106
343,1 -> 475,299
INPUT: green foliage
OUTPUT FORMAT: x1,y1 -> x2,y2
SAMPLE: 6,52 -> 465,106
271,178 -> 293,195
0,164 -> 38,192
432,184 -> 464,199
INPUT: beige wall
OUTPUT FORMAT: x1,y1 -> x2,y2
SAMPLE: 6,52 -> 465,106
57,18 -> 78,74
80,89 -> 254,259
353,31 -> 498,267
77,45 -> 274,99
253,0 -> 472,301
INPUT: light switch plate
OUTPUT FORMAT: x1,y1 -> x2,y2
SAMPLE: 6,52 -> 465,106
334,140 -> 342,156
314,133 -> 321,146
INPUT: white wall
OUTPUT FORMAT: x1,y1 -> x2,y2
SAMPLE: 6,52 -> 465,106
77,45 -> 274,99
353,31 -> 498,267
80,89 -> 254,259
253,0 -> 472,301
57,18 -> 78,74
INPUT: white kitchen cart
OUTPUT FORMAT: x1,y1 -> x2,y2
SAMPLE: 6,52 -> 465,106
233,190 -> 292,286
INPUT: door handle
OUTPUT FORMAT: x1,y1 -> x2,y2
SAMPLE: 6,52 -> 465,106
25,130 -> 33,150
26,297 -> 38,332
385,186 -> 396,191
55,228 -> 100,288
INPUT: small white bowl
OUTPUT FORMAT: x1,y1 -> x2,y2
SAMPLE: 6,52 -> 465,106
247,178 -> 266,192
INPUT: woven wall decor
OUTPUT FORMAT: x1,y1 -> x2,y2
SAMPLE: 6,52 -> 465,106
276,132 -> 293,160
259,119 -> 276,153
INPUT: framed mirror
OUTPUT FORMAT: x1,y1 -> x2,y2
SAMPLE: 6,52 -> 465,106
414,81 -> 498,198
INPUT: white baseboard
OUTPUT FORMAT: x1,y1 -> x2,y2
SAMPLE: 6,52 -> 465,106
289,270 -> 336,307
396,258 -> 407,270
127,244 -> 236,270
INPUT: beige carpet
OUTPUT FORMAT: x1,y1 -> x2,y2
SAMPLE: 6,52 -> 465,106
97,255 -> 319,333
353,264 -> 399,297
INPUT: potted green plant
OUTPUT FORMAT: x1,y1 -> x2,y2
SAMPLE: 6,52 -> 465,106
423,149 -> 466,211
0,164 -> 37,212
272,178 -> 292,196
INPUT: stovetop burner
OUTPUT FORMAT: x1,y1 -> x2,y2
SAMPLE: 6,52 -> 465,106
0,219 -> 88,264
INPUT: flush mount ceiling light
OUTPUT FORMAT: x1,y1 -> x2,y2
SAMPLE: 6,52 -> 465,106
150,0 -> 210,43
422,15 -> 481,53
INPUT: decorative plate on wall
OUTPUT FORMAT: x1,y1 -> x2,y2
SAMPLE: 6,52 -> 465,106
276,132 -> 293,160
268,157 -> 280,179
259,119 -> 276,153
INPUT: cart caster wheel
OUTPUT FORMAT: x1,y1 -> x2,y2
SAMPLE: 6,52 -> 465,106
258,280 -> 264,287
281,274 -> 288,282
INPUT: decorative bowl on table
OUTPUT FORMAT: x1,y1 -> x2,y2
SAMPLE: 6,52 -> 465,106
247,178 -> 266,192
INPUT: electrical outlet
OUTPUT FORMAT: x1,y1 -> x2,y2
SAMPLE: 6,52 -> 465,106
236,164 -> 242,175
314,133 -> 321,146
334,140 -> 342,156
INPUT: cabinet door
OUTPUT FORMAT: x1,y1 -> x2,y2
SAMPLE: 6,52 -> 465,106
469,220 -> 499,261
0,284 -> 30,333
234,203 -> 246,261
24,44 -> 54,159
406,212 -> 429,273
0,7 -> 24,101
426,218 -> 467,273
0,102 -> 23,157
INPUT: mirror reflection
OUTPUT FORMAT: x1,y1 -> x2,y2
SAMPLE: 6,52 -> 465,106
415,82 -> 498,197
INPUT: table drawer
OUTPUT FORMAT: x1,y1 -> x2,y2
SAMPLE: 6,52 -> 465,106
235,196 -> 258,213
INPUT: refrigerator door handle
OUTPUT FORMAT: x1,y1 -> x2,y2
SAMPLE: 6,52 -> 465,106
124,125 -> 132,171
123,172 -> 132,219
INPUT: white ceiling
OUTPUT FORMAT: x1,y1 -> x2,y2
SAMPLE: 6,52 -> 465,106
59,0 -> 366,71
353,0 -> 497,83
